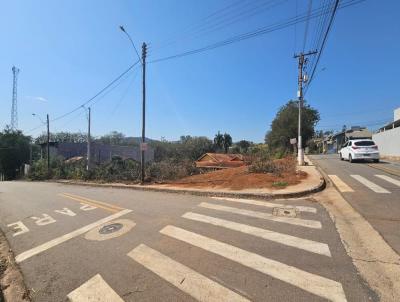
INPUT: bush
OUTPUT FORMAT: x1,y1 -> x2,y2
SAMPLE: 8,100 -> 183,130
146,159 -> 199,182
249,156 -> 296,176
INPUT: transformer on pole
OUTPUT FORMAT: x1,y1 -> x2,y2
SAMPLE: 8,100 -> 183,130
11,66 -> 20,130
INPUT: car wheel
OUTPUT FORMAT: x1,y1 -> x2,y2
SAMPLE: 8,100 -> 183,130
349,154 -> 353,163
340,153 -> 344,160
373,159 -> 379,163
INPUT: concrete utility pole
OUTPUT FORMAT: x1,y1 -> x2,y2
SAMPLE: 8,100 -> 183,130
141,42 -> 147,184
46,114 -> 50,174
294,50 -> 317,165
86,107 -> 91,171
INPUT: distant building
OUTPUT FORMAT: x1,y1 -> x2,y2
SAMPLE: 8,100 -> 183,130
39,142 -> 154,163
372,107 -> 400,158
195,153 -> 246,169
330,126 -> 372,153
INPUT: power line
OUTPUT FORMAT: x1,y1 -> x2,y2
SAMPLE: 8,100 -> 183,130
304,0 -> 340,94
302,0 -> 313,52
27,60 -> 141,134
149,0 -> 365,64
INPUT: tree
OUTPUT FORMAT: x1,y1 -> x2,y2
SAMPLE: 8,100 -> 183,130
35,131 -> 87,144
0,127 -> 31,180
98,131 -> 126,145
237,140 -> 252,153
223,133 -> 232,153
265,100 -> 320,152
214,131 -> 224,150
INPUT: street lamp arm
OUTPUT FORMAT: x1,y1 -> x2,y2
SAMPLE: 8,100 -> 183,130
119,25 -> 142,64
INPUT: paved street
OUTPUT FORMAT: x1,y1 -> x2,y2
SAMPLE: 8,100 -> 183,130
0,181 -> 376,301
310,154 -> 400,255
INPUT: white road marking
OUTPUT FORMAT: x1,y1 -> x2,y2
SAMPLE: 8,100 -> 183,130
15,209 -> 132,263
212,197 -> 317,213
351,175 -> 391,194
80,203 -> 97,211
182,212 -> 331,257
128,244 -> 250,302
54,207 -> 76,216
31,214 -> 57,226
199,202 -> 322,229
160,226 -> 347,302
67,274 -> 123,302
328,175 -> 354,192
7,221 -> 29,237
375,174 -> 400,187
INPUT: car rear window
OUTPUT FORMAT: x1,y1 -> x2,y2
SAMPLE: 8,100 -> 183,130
354,141 -> 375,146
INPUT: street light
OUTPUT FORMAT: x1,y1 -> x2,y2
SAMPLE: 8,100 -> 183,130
119,25 -> 147,183
119,25 -> 142,64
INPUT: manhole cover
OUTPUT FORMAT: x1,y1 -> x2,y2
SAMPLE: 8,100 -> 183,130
99,223 -> 123,234
272,207 -> 298,218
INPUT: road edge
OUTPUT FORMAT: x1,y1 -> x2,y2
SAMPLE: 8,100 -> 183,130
309,156 -> 400,301
0,230 -> 30,302
51,175 -> 325,201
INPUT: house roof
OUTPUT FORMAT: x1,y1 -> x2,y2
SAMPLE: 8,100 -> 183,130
196,153 -> 243,162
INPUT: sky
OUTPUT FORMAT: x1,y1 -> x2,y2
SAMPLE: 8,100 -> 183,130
0,0 -> 399,143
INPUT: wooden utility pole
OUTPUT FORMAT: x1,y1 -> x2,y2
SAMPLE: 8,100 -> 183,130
141,42 -> 147,183
294,50 -> 317,165
86,107 -> 91,171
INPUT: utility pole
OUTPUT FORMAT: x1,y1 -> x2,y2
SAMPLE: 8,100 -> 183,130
86,107 -> 91,171
46,114 -> 50,174
294,50 -> 317,165
141,42 -> 147,183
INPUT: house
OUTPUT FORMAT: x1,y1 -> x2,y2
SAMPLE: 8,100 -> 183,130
39,142 -> 154,163
331,126 -> 372,153
372,107 -> 400,159
195,153 -> 246,169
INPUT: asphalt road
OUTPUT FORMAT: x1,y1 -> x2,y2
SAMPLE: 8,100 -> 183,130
0,181 -> 375,301
310,154 -> 400,255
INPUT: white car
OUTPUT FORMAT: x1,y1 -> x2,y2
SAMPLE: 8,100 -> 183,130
339,139 -> 380,163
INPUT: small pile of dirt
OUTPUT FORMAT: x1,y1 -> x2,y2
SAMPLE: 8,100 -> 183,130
168,165 -> 306,190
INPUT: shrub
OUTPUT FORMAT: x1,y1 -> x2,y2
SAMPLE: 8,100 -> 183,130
146,159 -> 199,182
249,156 -> 296,176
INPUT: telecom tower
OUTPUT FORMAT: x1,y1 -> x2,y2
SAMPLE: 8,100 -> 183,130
11,66 -> 20,130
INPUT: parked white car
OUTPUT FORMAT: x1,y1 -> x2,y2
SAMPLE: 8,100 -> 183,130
339,139 -> 380,163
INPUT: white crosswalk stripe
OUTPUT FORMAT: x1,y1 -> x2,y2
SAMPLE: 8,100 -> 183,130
160,225 -> 347,302
128,244 -> 250,302
182,212 -> 331,256
351,175 -> 391,193
375,174 -> 400,187
328,175 -> 354,192
67,274 -> 124,302
211,197 -> 317,213
198,202 -> 322,229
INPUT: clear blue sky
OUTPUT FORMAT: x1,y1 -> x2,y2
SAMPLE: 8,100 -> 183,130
0,0 -> 399,142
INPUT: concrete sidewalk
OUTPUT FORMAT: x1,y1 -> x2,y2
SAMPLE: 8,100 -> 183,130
55,160 -> 325,200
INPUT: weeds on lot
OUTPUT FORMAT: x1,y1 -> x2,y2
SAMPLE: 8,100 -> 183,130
249,155 -> 296,176
272,181 -> 289,187
28,156 -> 200,183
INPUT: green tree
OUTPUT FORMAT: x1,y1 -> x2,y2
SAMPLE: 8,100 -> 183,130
214,131 -> 224,150
265,100 -> 320,152
0,127 -> 31,179
35,131 -> 87,144
98,131 -> 126,145
222,133 -> 232,153
237,140 -> 252,153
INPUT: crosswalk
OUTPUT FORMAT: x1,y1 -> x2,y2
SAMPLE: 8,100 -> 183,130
67,197 -> 348,301
329,173 -> 400,193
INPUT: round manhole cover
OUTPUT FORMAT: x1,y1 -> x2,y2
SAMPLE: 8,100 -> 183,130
99,223 -> 123,234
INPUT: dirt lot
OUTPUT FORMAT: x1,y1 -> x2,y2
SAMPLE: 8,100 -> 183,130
168,165 -> 307,190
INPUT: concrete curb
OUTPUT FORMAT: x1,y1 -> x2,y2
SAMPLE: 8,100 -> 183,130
51,166 -> 326,200
367,163 -> 400,177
